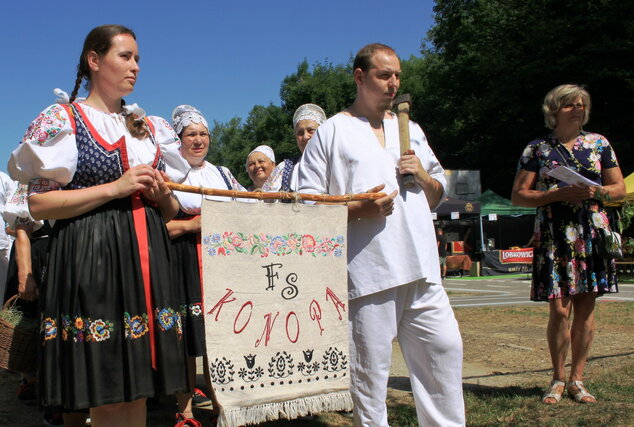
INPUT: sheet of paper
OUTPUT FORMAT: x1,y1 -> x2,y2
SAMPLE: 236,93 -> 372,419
546,166 -> 597,187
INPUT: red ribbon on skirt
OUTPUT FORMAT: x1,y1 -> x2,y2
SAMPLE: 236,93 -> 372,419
130,191 -> 157,370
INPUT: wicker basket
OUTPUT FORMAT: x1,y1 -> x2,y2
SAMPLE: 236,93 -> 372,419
0,295 -> 38,373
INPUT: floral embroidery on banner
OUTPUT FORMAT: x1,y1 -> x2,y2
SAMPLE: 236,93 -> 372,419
23,105 -> 68,144
202,232 -> 345,258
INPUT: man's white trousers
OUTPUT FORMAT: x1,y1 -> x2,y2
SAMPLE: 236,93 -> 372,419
348,280 -> 465,426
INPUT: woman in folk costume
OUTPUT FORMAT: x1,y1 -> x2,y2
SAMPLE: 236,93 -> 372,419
267,103 -> 327,192
167,105 -> 245,426
8,25 -> 191,426
245,145 -> 276,191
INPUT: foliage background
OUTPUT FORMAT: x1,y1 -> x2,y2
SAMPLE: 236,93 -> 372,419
209,0 -> 634,196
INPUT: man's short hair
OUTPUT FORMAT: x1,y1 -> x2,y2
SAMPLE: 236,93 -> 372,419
353,43 -> 398,72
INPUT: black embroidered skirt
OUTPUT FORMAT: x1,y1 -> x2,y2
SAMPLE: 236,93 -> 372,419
170,231 -> 207,358
39,197 -> 188,409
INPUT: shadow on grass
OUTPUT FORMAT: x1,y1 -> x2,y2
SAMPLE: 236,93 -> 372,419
388,350 -> 634,394
389,375 -> 543,399
463,350 -> 634,381
387,375 -> 412,392
463,382 -> 543,399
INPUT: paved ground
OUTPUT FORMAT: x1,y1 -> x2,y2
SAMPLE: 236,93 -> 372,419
444,275 -> 634,307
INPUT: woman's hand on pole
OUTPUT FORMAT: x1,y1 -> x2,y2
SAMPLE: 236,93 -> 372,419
113,164 -> 156,199
144,169 -> 179,220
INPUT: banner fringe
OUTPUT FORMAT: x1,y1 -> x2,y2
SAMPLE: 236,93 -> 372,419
217,390 -> 353,427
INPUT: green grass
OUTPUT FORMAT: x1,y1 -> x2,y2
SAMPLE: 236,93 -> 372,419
241,302 -> 634,427
457,301 -> 634,324
462,362 -> 634,426
258,359 -> 634,426
595,301 -> 634,324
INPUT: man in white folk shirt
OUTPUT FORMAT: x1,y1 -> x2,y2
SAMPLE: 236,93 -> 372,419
297,43 -> 465,426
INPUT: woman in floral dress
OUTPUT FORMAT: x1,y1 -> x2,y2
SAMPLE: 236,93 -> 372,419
8,25 -> 190,426
511,84 -> 625,405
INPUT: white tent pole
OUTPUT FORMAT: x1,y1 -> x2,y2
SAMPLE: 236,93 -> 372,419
479,214 -> 486,252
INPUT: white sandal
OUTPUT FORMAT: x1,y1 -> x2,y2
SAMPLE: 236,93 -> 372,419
542,379 -> 566,404
567,380 -> 596,403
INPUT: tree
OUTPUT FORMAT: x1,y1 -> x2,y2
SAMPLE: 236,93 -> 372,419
209,60 -> 357,186
420,0 -> 634,197
210,1 -> 634,195
280,59 -> 356,118
208,117 -> 250,185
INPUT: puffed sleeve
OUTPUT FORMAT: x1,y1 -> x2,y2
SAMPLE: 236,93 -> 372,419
2,183 -> 43,231
8,104 -> 78,189
147,116 -> 190,183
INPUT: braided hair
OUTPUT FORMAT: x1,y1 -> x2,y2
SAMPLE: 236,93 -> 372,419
70,25 -> 148,139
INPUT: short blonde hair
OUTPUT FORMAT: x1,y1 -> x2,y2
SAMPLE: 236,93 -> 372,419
542,84 -> 591,130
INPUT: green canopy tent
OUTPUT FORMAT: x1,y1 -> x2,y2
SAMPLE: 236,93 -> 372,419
477,189 -> 535,252
480,189 -> 535,216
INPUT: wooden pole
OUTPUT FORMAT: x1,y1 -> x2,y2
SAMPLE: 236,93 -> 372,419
166,182 -> 386,203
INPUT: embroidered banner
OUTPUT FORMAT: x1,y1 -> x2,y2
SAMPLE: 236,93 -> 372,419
201,201 -> 352,426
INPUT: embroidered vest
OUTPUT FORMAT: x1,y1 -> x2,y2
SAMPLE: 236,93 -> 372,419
63,103 -> 164,190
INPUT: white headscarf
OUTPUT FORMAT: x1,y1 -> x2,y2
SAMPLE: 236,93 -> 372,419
171,104 -> 209,136
246,145 -> 275,169
292,103 -> 326,128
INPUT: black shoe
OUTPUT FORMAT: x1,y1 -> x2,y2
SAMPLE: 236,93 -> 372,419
192,388 -> 212,408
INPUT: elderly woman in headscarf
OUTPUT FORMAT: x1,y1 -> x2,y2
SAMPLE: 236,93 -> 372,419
267,103 -> 327,192
167,104 -> 245,425
246,145 -> 276,191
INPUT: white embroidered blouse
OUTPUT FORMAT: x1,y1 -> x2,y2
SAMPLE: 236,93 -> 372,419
8,102 -> 190,192
175,161 -> 247,214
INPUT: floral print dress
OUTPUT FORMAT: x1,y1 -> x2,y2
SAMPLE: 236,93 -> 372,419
517,132 -> 620,301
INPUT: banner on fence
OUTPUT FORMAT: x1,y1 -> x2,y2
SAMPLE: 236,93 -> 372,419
201,201 -> 353,426
482,249 -> 533,276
